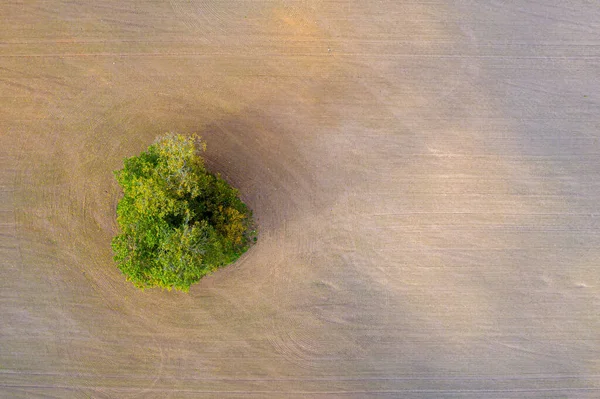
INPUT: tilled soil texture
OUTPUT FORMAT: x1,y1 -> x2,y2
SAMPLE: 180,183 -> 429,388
1,1 -> 599,398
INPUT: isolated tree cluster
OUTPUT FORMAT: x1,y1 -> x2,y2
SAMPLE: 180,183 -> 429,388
112,134 -> 255,292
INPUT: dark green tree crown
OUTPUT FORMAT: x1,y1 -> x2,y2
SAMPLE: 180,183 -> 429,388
112,133 -> 255,292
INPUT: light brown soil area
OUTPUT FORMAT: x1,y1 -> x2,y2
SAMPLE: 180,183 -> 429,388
1,1 -> 599,397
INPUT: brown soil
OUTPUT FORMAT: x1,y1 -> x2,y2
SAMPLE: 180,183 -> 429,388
1,1 -> 599,397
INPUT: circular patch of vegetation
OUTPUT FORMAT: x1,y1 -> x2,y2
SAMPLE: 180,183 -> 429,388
112,133 -> 256,291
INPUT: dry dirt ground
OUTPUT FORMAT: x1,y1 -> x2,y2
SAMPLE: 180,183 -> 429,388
1,1 -> 600,397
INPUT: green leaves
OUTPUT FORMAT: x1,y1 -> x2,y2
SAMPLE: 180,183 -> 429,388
112,133 -> 255,292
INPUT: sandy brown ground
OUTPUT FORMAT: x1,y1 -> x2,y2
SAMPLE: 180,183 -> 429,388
1,1 -> 599,397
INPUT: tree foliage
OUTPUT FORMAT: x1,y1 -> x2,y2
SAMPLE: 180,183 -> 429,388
112,133 -> 255,292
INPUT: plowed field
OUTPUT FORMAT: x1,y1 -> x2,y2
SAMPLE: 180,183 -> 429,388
1,1 -> 599,397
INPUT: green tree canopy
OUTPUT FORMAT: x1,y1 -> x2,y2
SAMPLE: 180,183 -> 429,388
112,133 -> 255,292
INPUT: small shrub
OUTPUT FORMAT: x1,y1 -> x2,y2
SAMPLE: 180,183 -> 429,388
112,133 -> 255,291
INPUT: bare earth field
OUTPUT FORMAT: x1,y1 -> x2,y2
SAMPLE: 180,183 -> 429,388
1,1 -> 600,397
